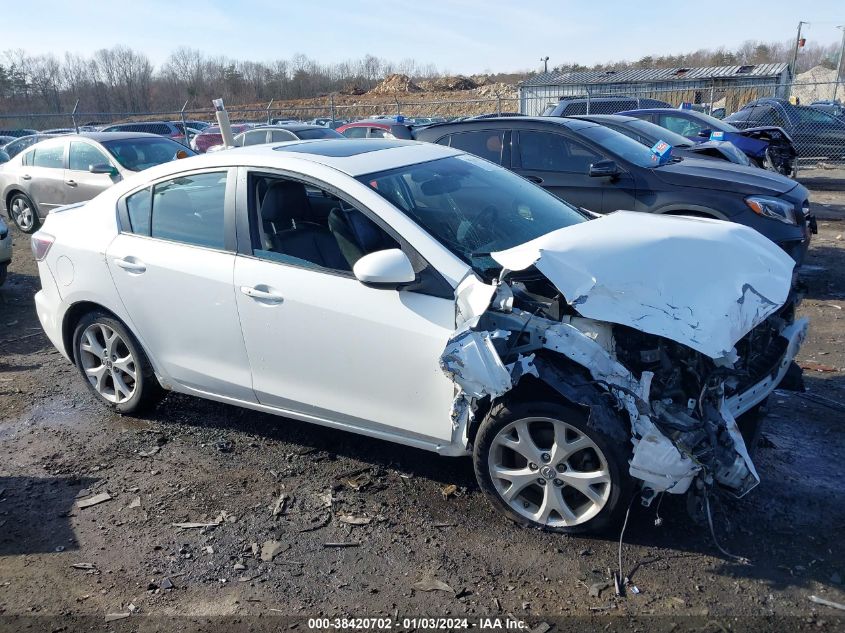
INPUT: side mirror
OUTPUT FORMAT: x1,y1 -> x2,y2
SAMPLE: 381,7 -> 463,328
697,128 -> 713,138
588,159 -> 619,178
90,163 -> 117,176
353,249 -> 415,288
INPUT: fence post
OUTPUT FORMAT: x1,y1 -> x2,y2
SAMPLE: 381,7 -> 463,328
497,94 -> 502,116
330,93 -> 336,126
709,81 -> 715,115
396,100 -> 401,117
266,99 -> 274,124
180,100 -> 189,146
71,99 -> 80,133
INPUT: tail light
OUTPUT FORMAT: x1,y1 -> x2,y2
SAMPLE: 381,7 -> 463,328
31,232 -> 55,261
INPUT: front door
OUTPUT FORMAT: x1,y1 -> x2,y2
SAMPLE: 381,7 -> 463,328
25,138 -> 68,213
514,129 -> 636,213
233,172 -> 457,444
106,168 -> 255,401
64,141 -> 121,204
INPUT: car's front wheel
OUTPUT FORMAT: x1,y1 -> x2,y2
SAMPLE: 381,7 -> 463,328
474,399 -> 632,534
9,193 -> 39,233
73,312 -> 162,414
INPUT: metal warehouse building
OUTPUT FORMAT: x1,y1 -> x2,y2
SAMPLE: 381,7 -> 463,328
518,63 -> 790,115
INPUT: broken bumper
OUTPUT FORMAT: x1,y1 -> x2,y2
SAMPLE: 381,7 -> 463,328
726,317 -> 809,418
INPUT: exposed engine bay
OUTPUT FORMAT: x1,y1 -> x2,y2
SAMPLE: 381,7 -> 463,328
440,211 -> 808,508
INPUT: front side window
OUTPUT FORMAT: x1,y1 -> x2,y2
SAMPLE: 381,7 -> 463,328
519,130 -> 602,173
69,142 -> 111,171
358,154 -> 586,277
250,174 -> 399,273
447,130 -> 506,165
126,172 -> 227,249
32,143 -> 65,168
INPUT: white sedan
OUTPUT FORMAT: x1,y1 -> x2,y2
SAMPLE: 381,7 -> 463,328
31,139 -> 806,533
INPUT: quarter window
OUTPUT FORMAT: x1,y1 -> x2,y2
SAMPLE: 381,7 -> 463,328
32,143 -> 65,168
69,142 -> 111,171
124,172 -> 228,249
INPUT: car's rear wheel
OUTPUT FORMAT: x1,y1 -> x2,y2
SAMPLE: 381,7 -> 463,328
474,399 -> 632,534
9,193 -> 39,233
73,312 -> 162,414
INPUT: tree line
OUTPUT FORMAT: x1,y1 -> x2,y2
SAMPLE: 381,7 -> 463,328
1,38 -> 842,118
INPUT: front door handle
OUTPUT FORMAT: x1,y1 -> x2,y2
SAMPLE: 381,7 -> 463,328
240,286 -> 284,303
525,175 -> 544,184
21,174 -> 32,180
114,257 -> 146,273
65,179 -> 77,187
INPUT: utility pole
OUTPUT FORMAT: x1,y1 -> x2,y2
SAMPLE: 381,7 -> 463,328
540,56 -> 549,73
789,21 -> 808,79
834,25 -> 845,103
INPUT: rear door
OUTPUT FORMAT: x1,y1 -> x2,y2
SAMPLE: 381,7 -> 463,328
64,140 -> 120,204
106,168 -> 255,401
25,138 -> 68,212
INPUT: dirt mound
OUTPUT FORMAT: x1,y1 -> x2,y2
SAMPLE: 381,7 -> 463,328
421,75 -> 479,91
793,65 -> 840,104
369,74 -> 422,94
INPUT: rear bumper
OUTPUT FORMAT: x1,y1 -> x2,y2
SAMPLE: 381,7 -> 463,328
34,261 -> 70,362
726,317 -> 809,417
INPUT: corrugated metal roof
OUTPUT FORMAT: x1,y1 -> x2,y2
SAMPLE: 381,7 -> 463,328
520,63 -> 789,87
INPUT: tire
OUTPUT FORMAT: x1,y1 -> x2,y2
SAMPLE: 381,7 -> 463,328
8,193 -> 40,233
474,399 -> 633,534
72,311 -> 162,414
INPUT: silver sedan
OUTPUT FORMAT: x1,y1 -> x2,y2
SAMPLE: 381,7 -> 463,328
0,132 -> 194,233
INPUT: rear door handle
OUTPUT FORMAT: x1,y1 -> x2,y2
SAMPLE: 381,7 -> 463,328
114,257 -> 146,273
65,179 -> 77,187
240,286 -> 284,303
525,175 -> 544,184
21,174 -> 31,180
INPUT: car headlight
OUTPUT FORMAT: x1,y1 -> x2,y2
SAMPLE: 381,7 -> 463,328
745,196 -> 797,225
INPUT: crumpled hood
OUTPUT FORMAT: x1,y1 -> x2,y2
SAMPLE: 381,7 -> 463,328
651,157 -> 796,195
491,211 -> 795,359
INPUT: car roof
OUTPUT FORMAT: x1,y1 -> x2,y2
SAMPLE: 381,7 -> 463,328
418,116 -> 599,132
244,124 -> 328,133
568,114 -> 641,124
124,139 -> 461,179
62,132 -> 173,142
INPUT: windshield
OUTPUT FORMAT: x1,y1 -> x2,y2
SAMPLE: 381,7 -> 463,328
579,124 -> 674,168
690,111 -> 738,133
295,127 -> 344,140
358,154 -> 587,275
102,137 -> 196,171
627,119 -> 693,147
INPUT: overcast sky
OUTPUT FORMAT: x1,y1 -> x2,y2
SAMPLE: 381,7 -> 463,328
4,0 -> 844,73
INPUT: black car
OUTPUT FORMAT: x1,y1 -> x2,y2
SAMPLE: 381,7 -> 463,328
542,95 -> 673,117
414,117 -> 815,264
618,108 -> 798,176
570,114 -> 752,167
724,98 -> 845,160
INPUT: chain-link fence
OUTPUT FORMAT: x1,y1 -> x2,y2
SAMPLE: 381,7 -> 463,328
1,79 -> 843,167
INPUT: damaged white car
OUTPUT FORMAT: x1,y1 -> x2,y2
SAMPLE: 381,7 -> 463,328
32,139 -> 807,533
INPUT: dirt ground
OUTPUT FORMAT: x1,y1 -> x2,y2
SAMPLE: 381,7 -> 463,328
1,194 -> 845,631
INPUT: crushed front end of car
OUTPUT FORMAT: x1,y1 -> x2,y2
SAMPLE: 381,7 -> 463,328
440,211 -> 807,512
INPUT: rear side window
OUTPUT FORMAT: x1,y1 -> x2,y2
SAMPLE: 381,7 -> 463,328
242,130 -> 269,146
32,144 -> 64,168
270,129 -> 298,142
446,130 -> 506,164
342,126 -> 367,138
150,172 -> 227,249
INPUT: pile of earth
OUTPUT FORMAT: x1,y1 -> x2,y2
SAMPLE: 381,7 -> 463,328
368,74 -> 422,94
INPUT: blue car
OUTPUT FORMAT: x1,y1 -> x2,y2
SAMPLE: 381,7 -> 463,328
618,108 -> 798,177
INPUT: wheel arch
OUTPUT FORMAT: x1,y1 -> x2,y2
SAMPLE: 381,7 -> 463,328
62,301 -> 130,365
655,205 -> 726,220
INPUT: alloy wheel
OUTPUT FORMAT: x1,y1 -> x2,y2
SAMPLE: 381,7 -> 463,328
10,197 -> 35,232
78,323 -> 137,404
487,416 -> 611,528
